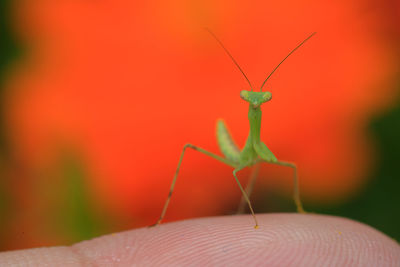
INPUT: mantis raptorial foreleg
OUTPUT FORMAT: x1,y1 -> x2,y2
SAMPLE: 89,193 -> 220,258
152,143 -> 237,226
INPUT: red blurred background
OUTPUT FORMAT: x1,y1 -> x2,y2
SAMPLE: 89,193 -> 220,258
1,0 -> 400,250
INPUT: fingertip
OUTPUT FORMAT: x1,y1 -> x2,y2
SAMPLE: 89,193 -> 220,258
72,214 -> 400,266
1,214 -> 399,266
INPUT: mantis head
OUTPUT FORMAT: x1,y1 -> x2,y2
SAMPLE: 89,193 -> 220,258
240,91 -> 272,108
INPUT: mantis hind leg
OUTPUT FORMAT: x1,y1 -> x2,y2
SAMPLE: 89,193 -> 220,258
233,167 -> 259,229
270,160 -> 306,213
237,164 -> 260,214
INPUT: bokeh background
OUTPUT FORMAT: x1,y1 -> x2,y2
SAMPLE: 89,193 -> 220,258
1,0 -> 400,251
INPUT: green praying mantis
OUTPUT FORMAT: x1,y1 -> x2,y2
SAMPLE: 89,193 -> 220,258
152,30 -> 316,229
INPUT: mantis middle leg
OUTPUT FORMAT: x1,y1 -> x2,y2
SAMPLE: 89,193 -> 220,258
237,164 -> 260,214
152,143 -> 237,226
233,167 -> 259,228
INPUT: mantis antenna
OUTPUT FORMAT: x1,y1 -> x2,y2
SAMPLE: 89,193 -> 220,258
259,32 -> 317,91
205,28 -> 254,91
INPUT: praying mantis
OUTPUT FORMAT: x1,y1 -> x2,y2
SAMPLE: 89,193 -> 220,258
152,30 -> 316,229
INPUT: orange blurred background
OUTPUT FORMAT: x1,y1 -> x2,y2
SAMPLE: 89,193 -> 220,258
1,0 -> 400,250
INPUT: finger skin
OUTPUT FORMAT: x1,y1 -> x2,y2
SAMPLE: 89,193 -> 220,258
0,214 -> 399,266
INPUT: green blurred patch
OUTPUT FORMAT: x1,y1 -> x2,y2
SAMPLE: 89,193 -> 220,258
325,92 -> 400,242
0,0 -> 22,155
0,0 -> 21,249
40,149 -> 109,244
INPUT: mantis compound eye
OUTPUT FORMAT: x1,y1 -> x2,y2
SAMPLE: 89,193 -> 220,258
240,90 -> 250,101
262,92 -> 272,102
